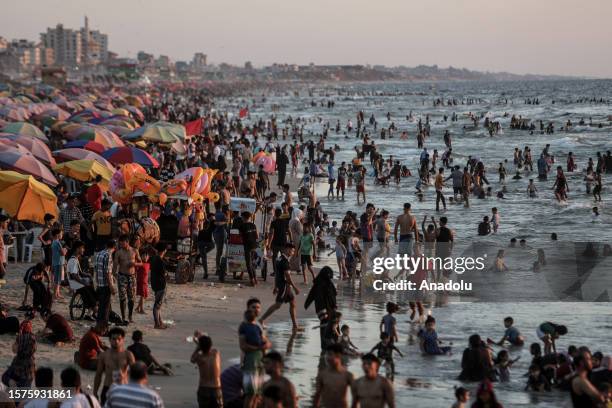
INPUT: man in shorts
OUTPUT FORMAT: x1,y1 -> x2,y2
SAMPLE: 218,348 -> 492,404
259,243 -> 302,332
393,203 -> 418,257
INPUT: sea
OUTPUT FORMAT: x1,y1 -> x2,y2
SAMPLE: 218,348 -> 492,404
219,79 -> 611,407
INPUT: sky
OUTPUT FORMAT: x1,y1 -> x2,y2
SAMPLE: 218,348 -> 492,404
2,0 -> 611,78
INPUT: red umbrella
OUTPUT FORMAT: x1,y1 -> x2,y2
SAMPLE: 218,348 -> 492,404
101,146 -> 159,167
63,139 -> 106,154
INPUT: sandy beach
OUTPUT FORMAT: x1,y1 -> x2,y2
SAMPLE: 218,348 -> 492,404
0,169 -> 323,407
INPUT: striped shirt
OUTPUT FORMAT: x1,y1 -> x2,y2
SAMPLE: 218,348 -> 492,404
104,383 -> 164,408
94,249 -> 113,288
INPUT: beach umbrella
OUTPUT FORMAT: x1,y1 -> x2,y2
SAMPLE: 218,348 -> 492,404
2,121 -> 48,143
126,106 -> 144,122
101,115 -> 139,129
101,146 -> 159,167
67,109 -> 102,123
53,121 -> 81,135
111,108 -> 130,117
123,122 -> 184,144
0,106 -> 30,122
65,125 -> 124,148
40,106 -> 70,121
63,140 -> 106,154
52,148 -> 115,172
101,124 -> 133,137
0,134 -> 55,167
125,95 -> 144,108
0,170 -> 58,224
0,140 -> 32,155
53,159 -> 114,183
0,150 -> 58,186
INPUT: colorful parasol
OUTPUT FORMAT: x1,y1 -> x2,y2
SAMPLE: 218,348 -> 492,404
0,170 -> 58,224
102,146 -> 159,167
0,149 -> 58,186
53,159 -> 114,183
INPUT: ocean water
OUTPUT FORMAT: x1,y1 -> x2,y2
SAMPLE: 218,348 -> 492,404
229,79 -> 612,243
219,80 -> 611,406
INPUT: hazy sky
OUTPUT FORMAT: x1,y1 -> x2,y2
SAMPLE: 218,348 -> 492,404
2,0 -> 611,77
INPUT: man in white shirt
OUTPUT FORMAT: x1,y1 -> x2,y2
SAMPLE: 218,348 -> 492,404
60,366 -> 101,408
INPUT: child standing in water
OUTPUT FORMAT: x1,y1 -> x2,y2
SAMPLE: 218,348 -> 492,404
527,178 -> 538,198
418,316 -> 452,355
493,250 -> 509,272
370,332 -> 403,378
328,235 -> 348,279
380,302 -> 399,343
491,207 -> 500,233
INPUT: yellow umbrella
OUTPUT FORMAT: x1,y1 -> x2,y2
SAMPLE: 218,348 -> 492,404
53,159 -> 114,183
0,170 -> 58,224
111,108 -> 130,117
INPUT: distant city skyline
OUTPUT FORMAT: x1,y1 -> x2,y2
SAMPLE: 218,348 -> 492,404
1,0 -> 611,78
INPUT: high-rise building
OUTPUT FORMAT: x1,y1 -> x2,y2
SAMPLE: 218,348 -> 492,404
40,24 -> 82,67
192,53 -> 207,71
81,16 -> 108,65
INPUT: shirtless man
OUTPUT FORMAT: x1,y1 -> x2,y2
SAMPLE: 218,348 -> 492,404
113,235 -> 138,323
351,354 -> 394,408
262,351 -> 297,408
393,203 -> 418,257
314,344 -> 354,408
570,351 -> 605,407
191,334 -> 222,408
94,327 -> 135,405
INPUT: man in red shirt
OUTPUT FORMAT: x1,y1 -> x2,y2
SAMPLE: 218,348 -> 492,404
41,311 -> 74,345
77,323 -> 107,370
86,175 -> 104,212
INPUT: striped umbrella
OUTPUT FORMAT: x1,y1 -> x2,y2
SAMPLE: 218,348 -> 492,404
123,122 -> 184,143
0,139 -> 32,155
0,134 -> 55,167
65,125 -> 124,148
52,148 -> 115,172
1,121 -> 48,143
0,106 -> 30,122
54,159 -> 113,183
102,146 -> 159,167
0,149 -> 58,186
63,140 -> 106,154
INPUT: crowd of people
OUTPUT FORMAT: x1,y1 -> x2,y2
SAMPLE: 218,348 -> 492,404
0,83 -> 610,408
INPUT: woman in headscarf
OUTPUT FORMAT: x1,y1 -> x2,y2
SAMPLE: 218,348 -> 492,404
288,209 -> 304,271
304,266 -> 337,350
1,319 -> 36,387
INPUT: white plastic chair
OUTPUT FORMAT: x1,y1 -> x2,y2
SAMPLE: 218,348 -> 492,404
4,243 -> 18,263
22,228 -> 43,263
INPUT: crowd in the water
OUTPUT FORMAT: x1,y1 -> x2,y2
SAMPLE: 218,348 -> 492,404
0,82 -> 610,407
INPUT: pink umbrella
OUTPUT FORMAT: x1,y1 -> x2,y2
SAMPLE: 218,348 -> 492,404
0,105 -> 30,122
52,148 -> 115,172
0,140 -> 32,155
0,134 -> 56,167
0,149 -> 58,186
